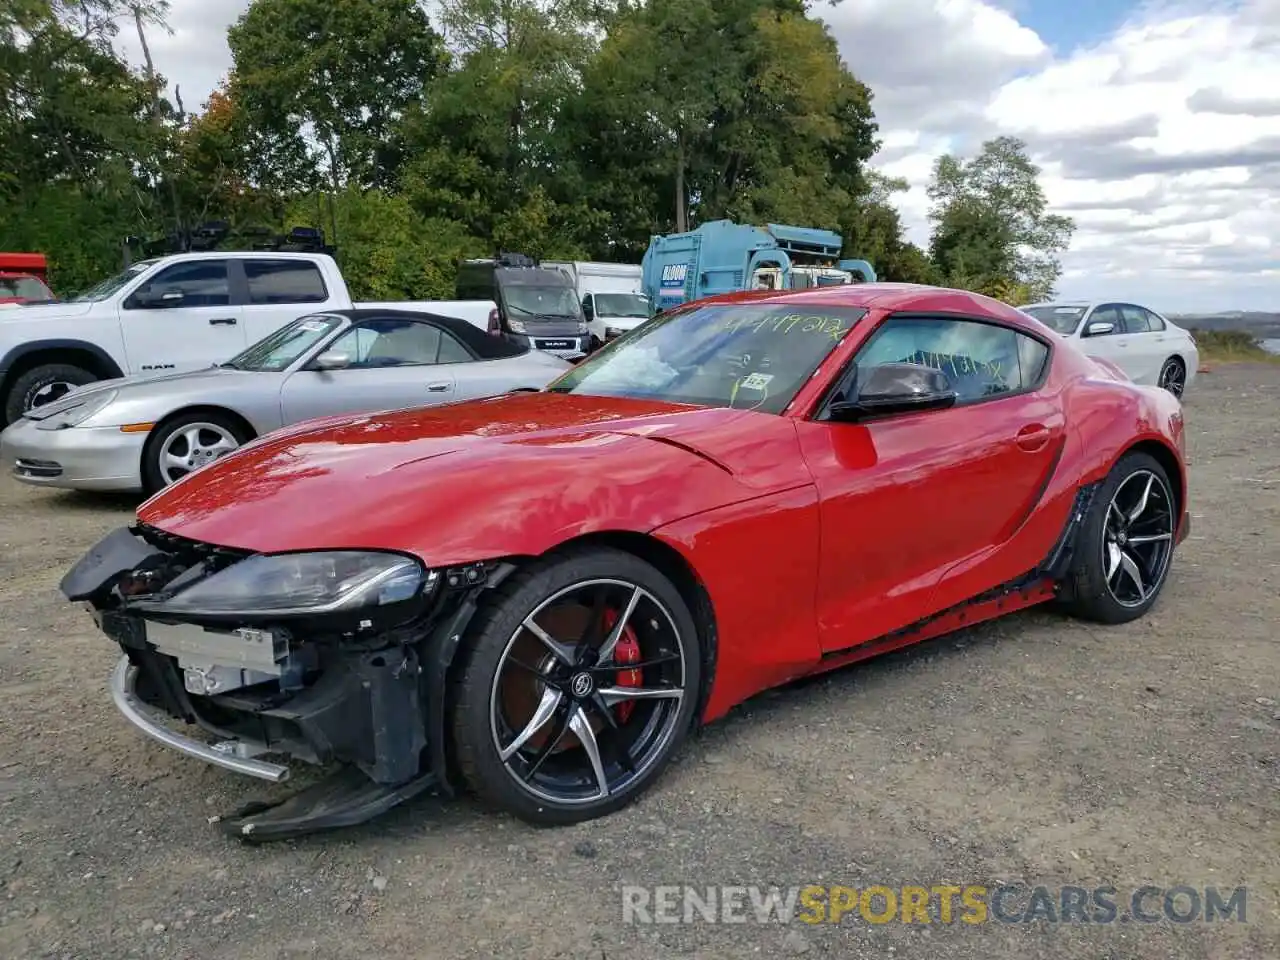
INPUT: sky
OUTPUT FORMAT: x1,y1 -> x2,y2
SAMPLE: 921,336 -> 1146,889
112,0 -> 1280,314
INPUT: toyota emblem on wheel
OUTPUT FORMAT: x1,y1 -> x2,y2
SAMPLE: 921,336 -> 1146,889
570,672 -> 594,698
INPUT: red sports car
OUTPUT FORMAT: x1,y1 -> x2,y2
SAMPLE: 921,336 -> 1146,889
62,284 -> 1189,839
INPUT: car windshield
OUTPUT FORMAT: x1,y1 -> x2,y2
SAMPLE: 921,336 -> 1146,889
71,261 -> 155,302
223,314 -> 346,372
0,276 -> 53,300
593,293 -> 650,318
546,301 -> 867,415
1023,305 -> 1087,334
505,285 -> 579,319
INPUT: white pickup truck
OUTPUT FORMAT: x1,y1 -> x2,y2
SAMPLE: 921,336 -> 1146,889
0,251 -> 494,425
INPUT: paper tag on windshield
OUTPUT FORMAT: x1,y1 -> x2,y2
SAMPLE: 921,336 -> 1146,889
740,372 -> 774,390
298,319 -> 329,332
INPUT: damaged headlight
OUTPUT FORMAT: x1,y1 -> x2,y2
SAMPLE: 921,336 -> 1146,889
153,551 -> 435,617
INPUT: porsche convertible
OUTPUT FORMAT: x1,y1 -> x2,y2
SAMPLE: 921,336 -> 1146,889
61,283 -> 1189,839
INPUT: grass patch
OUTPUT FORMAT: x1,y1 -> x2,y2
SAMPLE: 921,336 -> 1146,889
1187,328 -> 1280,363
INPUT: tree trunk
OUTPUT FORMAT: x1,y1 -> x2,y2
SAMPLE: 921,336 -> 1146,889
134,4 -> 183,231
675,132 -> 687,233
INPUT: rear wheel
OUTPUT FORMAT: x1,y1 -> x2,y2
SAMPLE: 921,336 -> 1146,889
141,412 -> 251,494
1059,451 -> 1177,624
1158,356 -> 1186,397
450,547 -> 701,825
3,362 -> 98,425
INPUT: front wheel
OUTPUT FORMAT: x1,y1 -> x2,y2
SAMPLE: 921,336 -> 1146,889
450,547 -> 701,825
141,412 -> 251,494
1059,451 -> 1178,624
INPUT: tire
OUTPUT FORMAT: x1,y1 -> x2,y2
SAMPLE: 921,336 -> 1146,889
3,362 -> 98,425
1157,356 -> 1186,397
141,411 -> 252,494
1059,451 -> 1178,624
450,546 -> 702,825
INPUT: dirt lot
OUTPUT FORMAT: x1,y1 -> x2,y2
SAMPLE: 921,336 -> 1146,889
1,363 -> 1277,960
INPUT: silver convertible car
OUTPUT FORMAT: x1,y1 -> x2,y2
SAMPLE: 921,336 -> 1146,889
0,308 -> 571,493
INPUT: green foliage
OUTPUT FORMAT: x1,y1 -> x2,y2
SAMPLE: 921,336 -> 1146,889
0,0 -> 1071,304
227,0 -> 448,191
927,136 -> 1075,300
1187,329 -> 1279,363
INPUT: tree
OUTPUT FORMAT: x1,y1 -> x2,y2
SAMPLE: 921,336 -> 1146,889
227,0 -> 448,194
568,0 -> 880,259
926,136 -> 1074,300
395,0 -> 598,254
0,0 -> 174,290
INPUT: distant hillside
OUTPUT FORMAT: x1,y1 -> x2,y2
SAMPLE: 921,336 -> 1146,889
1167,311 -> 1280,339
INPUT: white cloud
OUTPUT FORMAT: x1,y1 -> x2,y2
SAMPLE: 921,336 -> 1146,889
116,0 -> 1280,311
824,0 -> 1280,311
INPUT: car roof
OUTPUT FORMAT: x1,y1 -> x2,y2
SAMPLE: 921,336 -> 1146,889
312,307 -> 527,360
686,283 -> 1047,334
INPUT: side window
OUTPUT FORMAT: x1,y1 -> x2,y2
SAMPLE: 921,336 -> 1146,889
128,260 -> 230,308
1086,305 -> 1122,335
1119,305 -> 1153,334
244,260 -> 328,305
856,317 -> 1047,403
1143,308 -> 1166,332
325,318 -> 443,368
436,330 -> 473,364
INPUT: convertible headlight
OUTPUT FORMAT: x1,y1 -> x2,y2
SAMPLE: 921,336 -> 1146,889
154,551 -> 435,617
30,389 -> 119,430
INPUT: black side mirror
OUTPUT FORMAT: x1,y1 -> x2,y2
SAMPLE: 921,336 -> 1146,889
829,362 -> 958,421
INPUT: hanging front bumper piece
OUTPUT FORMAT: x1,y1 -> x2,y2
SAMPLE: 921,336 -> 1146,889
109,656 -> 291,782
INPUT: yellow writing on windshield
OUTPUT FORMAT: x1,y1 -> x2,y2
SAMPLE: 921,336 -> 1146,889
719,312 -> 851,342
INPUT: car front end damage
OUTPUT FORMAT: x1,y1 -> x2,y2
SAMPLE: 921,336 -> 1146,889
62,523 -> 506,841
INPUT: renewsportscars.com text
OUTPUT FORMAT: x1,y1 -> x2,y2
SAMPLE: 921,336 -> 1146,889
621,884 -> 1248,925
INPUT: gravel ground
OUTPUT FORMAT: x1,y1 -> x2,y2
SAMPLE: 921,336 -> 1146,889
1,363 -> 1277,960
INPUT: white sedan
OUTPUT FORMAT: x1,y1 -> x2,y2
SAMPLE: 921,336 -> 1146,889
1021,301 -> 1199,397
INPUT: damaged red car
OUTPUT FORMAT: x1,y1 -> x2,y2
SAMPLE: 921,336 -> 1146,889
62,284 -> 1190,839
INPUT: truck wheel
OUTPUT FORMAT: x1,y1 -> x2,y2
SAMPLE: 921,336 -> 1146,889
3,363 -> 98,425
141,411 -> 251,494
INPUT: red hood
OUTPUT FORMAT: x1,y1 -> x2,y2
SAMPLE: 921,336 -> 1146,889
138,392 -> 812,566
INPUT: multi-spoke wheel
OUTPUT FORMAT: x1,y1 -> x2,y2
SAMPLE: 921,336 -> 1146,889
451,547 -> 701,824
1059,451 -> 1178,624
1158,356 -> 1186,397
142,411 -> 251,494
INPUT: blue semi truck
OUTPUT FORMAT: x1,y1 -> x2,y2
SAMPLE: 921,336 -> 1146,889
640,219 -> 876,312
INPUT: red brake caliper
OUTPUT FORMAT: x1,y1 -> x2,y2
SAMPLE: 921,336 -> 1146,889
604,609 -> 642,723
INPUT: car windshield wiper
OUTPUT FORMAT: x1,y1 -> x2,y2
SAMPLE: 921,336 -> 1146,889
509,304 -> 572,321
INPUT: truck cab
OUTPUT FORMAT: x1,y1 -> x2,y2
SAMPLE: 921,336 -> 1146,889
641,219 -> 877,311
457,254 -> 590,360
0,253 -> 56,309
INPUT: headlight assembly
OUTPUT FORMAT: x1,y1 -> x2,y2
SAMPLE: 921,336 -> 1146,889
147,551 -> 436,617
506,317 -> 528,334
30,389 -> 119,430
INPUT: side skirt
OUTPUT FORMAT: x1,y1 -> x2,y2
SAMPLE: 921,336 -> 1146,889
811,481 -> 1100,675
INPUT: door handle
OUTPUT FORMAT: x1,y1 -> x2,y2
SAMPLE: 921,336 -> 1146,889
209,317 -> 237,326
426,382 -> 452,392
1015,423 -> 1051,452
